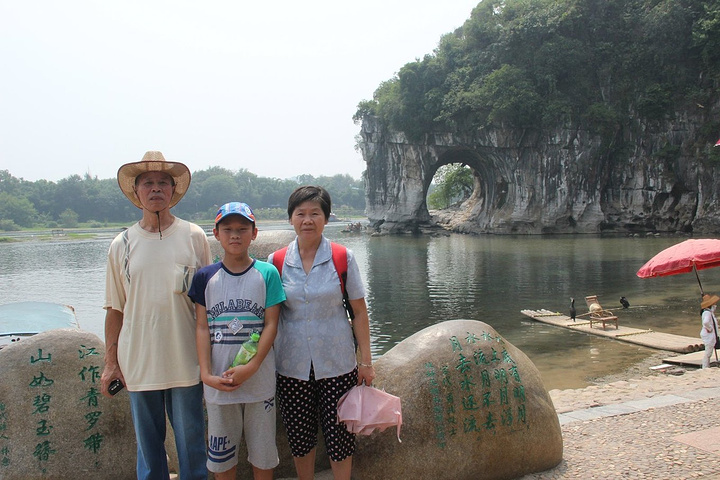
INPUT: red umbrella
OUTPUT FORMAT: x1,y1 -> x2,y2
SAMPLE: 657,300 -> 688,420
638,238 -> 720,362
636,238 -> 720,295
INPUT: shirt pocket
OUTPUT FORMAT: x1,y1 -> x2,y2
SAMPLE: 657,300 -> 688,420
174,264 -> 197,294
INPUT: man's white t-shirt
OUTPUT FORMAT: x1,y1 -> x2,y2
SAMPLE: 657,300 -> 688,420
105,217 -> 211,391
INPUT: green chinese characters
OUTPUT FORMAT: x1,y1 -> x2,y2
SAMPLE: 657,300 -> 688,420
424,330 -> 528,448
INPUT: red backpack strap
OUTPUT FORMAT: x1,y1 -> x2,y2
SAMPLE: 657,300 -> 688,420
331,242 -> 355,320
330,242 -> 348,293
271,246 -> 288,277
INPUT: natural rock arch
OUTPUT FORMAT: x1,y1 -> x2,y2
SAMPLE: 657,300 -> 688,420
358,115 -> 720,235
423,149 -> 502,234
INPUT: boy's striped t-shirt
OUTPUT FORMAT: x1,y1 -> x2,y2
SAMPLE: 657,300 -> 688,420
189,259 -> 285,404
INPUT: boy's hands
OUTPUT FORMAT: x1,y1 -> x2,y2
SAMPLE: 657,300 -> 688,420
222,363 -> 258,387
200,360 -> 259,391
201,373 -> 241,392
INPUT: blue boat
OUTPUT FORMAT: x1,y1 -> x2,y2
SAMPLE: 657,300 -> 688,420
0,301 -> 79,349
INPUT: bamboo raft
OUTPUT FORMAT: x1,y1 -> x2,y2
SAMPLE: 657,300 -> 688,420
520,309 -> 704,354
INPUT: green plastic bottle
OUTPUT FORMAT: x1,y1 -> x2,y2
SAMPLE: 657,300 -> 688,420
229,331 -> 260,368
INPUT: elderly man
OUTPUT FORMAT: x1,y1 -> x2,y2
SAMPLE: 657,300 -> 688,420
101,151 -> 211,479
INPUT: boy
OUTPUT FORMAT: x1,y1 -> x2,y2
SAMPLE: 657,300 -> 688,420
188,202 -> 285,480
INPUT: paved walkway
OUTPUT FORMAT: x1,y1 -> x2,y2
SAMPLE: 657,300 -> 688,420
519,383 -> 720,479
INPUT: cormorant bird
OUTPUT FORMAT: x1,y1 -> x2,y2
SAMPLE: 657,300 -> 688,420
620,296 -> 630,309
570,297 -> 576,321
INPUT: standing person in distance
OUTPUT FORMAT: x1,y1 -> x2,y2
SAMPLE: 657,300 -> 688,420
269,185 -> 375,480
189,202 -> 285,480
700,293 -> 720,369
100,151 -> 211,480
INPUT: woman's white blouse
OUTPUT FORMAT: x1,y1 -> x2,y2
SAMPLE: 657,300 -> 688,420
270,235 -> 366,381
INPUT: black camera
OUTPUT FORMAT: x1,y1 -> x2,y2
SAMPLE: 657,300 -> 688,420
108,379 -> 125,396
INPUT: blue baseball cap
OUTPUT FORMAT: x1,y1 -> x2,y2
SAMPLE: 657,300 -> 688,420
215,202 -> 256,226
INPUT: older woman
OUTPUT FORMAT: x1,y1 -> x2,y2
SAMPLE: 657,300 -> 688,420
269,185 -> 374,480
700,293 -> 720,369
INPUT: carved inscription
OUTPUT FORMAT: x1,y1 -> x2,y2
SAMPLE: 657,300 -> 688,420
424,330 -> 527,448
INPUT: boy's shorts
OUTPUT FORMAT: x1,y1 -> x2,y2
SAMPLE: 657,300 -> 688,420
206,398 -> 279,473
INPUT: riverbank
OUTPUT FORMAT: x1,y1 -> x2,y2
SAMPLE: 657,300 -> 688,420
549,351 -> 718,412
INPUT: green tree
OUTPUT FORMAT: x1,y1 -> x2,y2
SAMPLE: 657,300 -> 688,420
475,64 -> 542,127
53,175 -> 89,221
0,165 -> 366,228
59,208 -> 79,228
693,0 -> 720,74
26,179 -> 58,222
355,0 -> 717,145
428,164 -> 473,209
199,175 -> 240,211
92,178 -> 132,223
0,170 -> 23,196
0,192 -> 38,227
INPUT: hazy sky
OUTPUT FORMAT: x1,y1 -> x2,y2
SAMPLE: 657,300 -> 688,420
1,1 -> 479,182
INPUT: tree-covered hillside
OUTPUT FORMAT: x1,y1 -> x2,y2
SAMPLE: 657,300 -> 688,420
0,169 -> 364,230
355,0 -> 720,145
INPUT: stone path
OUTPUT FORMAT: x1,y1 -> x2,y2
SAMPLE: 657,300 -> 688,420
520,398 -> 720,479
519,367 -> 720,479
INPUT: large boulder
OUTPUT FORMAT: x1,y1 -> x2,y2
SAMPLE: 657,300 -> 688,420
353,319 -> 562,480
0,329 -> 136,479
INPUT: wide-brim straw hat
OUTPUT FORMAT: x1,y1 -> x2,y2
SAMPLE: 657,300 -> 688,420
701,294 -> 720,309
117,151 -> 191,209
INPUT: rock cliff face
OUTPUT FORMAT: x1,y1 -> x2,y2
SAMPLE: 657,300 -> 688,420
358,113 -> 720,234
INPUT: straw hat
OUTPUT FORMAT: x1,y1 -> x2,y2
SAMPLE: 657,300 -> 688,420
117,151 -> 191,209
701,294 -> 720,309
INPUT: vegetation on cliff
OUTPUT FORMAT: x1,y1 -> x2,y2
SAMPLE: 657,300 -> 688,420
354,0 -> 720,149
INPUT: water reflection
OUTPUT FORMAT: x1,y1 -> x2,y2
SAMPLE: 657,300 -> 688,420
2,228 -> 718,390
332,230 -> 720,389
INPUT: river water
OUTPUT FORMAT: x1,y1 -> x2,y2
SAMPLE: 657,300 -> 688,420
1,224 -> 717,390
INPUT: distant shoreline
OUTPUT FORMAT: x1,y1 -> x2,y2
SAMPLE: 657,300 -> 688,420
0,216 -> 368,242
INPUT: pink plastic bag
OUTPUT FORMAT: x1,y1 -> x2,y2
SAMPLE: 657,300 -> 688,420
336,384 -> 402,442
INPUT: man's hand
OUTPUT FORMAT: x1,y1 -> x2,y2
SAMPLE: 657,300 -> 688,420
100,363 -> 125,398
